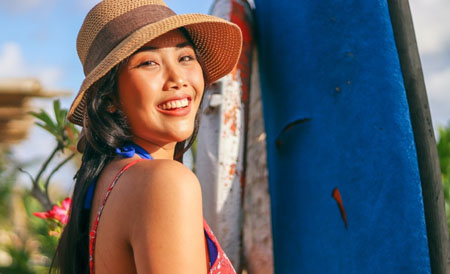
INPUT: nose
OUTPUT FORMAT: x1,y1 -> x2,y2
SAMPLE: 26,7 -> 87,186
163,63 -> 187,91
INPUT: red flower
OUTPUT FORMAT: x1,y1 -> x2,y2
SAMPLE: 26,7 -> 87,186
33,197 -> 71,225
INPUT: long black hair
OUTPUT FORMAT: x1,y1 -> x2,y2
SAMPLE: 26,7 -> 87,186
51,30 -> 206,273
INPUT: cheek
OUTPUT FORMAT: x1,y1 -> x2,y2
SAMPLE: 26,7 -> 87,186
118,72 -> 158,112
190,67 -> 205,104
117,77 -> 131,115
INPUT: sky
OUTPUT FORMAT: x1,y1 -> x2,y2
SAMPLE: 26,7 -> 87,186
1,0 -> 449,193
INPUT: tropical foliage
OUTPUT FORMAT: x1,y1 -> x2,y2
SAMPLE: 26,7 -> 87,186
0,99 -> 80,273
20,99 -> 79,211
436,122 -> 450,235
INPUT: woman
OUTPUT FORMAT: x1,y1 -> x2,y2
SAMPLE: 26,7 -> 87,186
54,0 -> 242,273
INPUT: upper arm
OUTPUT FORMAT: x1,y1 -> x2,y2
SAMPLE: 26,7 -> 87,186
127,160 -> 207,274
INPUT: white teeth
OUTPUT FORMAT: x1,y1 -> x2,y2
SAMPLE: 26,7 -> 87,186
160,98 -> 189,110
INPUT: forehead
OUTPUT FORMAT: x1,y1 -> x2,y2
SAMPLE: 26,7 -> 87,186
142,29 -> 191,49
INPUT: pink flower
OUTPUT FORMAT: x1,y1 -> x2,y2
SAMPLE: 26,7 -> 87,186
33,197 -> 71,225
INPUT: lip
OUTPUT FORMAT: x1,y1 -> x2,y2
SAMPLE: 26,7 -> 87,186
156,94 -> 192,116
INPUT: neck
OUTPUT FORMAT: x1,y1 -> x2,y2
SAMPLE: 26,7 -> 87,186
132,137 -> 176,160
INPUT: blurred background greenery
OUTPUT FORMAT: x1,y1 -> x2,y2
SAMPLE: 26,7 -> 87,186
0,99 -> 79,273
0,148 -> 60,273
437,123 -> 450,235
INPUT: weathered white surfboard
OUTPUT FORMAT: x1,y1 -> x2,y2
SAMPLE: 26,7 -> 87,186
195,0 -> 253,269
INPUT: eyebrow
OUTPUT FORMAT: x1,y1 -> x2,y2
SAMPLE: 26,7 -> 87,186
134,41 -> 193,53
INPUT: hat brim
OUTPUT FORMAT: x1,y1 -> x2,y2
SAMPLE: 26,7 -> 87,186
68,14 -> 242,126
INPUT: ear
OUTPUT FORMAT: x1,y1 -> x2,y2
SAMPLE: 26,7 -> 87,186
107,104 -> 117,113
106,96 -> 119,113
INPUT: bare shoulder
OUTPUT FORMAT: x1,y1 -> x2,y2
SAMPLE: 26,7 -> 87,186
126,159 -> 201,198
120,159 -> 206,272
141,158 -> 199,182
120,158 -> 202,207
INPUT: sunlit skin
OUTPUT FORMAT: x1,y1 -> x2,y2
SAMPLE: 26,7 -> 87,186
117,29 -> 205,160
89,29 -> 209,273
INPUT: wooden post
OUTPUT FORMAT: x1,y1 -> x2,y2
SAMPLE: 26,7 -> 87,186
387,1 -> 450,272
243,47 -> 274,274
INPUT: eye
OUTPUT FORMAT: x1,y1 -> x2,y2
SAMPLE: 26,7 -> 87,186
137,60 -> 157,68
180,55 -> 195,62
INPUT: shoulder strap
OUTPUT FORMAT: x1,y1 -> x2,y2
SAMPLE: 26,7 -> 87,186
89,158 -> 147,274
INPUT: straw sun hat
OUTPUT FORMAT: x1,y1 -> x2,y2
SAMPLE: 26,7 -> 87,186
67,0 -> 243,126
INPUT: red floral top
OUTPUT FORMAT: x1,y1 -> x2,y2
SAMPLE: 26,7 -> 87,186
89,159 -> 236,274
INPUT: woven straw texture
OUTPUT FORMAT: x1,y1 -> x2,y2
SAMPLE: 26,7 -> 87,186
68,0 -> 242,126
77,0 -> 166,64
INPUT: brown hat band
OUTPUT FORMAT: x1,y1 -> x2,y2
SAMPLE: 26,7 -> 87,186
83,4 -> 176,75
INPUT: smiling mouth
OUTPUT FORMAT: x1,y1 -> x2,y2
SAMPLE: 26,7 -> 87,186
158,98 -> 190,110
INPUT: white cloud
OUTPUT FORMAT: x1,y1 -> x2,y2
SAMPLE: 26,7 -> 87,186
79,0 -> 101,9
409,0 -> 450,55
0,43 -> 24,76
0,42 -> 63,89
409,0 -> 450,128
428,68 -> 450,96
0,0 -> 56,12
36,68 -> 64,90
426,67 -> 450,127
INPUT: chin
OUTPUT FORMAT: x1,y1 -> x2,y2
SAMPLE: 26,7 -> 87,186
171,129 -> 195,143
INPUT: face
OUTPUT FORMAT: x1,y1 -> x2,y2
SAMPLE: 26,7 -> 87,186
117,29 -> 204,152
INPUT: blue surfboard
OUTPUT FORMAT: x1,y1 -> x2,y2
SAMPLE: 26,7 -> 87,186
254,0 -> 431,273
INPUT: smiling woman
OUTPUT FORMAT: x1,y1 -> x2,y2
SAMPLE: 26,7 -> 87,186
52,0 -> 242,273
117,30 -> 205,158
